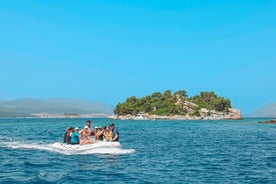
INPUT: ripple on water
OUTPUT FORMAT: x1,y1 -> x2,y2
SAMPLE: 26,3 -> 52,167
0,118 -> 276,183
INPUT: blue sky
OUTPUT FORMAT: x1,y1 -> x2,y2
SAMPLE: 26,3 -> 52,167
0,0 -> 275,114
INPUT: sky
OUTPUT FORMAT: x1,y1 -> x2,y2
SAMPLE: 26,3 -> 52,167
0,0 -> 275,114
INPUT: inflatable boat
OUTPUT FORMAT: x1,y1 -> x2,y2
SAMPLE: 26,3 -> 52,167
51,141 -> 122,152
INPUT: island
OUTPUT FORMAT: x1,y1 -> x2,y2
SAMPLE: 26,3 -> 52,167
109,90 -> 242,120
258,119 -> 276,124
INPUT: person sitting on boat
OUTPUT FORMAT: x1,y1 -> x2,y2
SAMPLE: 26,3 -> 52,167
89,126 -> 98,143
109,123 -> 119,142
70,127 -> 80,144
85,120 -> 92,135
96,126 -> 104,142
64,127 -> 74,144
79,126 -> 93,145
104,126 -> 112,142
91,126 -> 97,136
63,127 -> 70,143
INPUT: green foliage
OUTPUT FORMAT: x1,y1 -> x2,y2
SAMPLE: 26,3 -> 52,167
173,90 -> 187,98
190,110 -> 201,117
114,90 -> 232,116
189,91 -> 231,112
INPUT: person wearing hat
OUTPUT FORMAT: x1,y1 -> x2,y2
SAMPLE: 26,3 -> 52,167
70,127 -> 80,144
79,125 -> 92,145
96,126 -> 104,142
109,123 -> 119,142
85,120 -> 92,135
92,126 -> 98,137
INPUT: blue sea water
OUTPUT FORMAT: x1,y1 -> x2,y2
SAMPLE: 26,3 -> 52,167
0,118 -> 275,184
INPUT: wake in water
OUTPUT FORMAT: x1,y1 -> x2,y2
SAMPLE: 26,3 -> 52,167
0,136 -> 135,155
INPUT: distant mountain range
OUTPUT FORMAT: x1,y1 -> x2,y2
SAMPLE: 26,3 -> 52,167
248,103 -> 276,117
0,98 -> 114,117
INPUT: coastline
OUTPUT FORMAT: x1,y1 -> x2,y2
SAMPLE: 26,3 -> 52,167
0,109 -> 243,120
0,113 -> 110,119
258,119 -> 276,124
108,108 -> 243,120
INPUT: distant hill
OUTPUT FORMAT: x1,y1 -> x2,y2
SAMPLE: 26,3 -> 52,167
0,98 -> 113,117
248,103 -> 276,117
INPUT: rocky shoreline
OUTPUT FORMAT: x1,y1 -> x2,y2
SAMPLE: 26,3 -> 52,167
258,119 -> 276,124
108,108 -> 243,120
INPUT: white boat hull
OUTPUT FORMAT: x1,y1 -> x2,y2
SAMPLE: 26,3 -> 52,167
51,142 -> 122,152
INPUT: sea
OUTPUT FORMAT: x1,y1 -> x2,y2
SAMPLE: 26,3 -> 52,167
0,118 -> 275,184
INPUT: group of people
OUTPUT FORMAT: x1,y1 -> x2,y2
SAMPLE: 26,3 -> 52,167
63,120 -> 119,145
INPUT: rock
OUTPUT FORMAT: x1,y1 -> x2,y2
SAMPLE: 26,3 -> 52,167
107,115 -> 118,119
223,108 -> 243,120
109,108 -> 243,120
258,119 -> 276,124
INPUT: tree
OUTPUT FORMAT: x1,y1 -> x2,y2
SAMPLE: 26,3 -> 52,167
174,90 -> 187,98
164,90 -> 172,98
189,91 -> 231,112
114,90 -> 232,116
151,92 -> 162,99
